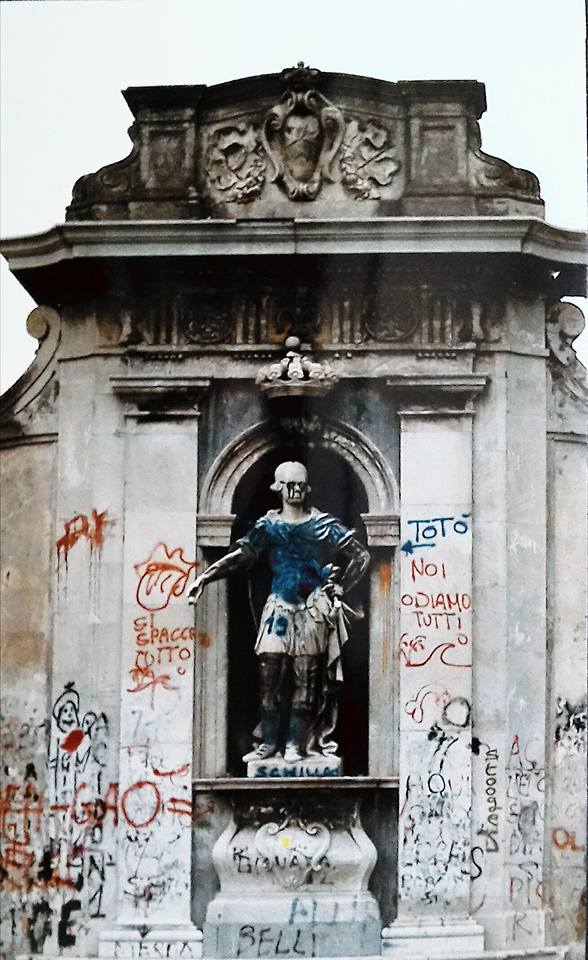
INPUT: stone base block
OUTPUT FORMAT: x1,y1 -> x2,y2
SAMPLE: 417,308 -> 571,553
247,755 -> 342,778
98,926 -> 203,959
381,918 -> 485,957
205,892 -> 380,957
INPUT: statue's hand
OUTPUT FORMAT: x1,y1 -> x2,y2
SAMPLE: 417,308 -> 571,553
322,579 -> 344,601
187,574 -> 206,606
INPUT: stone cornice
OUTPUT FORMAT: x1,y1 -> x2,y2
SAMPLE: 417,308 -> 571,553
1,217 -> 585,272
110,374 -> 210,414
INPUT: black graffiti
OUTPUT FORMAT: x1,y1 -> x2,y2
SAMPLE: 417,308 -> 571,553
470,845 -> 484,880
57,898 -> 81,948
236,925 -> 316,958
27,899 -> 51,953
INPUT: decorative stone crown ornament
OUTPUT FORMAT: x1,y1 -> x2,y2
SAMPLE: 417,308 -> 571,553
256,336 -> 339,398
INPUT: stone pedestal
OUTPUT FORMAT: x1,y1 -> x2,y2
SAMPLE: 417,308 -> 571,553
204,790 -> 380,958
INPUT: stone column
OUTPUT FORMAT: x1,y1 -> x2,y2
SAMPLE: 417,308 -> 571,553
383,384 -> 485,956
99,378 -> 208,959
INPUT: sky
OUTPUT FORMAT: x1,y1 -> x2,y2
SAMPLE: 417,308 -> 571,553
1,0 -> 586,390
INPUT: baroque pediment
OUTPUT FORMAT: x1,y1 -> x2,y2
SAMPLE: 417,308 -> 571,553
67,66 -> 543,221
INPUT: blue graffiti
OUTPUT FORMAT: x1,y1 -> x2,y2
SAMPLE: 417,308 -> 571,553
404,514 -> 471,551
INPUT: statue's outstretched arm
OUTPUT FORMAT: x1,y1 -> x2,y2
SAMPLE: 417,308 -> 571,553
339,538 -> 370,594
188,545 -> 249,605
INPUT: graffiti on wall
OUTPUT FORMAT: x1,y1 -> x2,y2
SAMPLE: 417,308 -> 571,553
56,510 -> 109,565
399,727 -> 471,907
504,734 -> 545,924
0,685 -> 115,956
127,544 -> 200,701
118,538 -> 199,922
548,694 -> 587,944
398,507 -> 473,910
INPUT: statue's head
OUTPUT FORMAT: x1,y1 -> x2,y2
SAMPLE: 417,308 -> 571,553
270,461 -> 310,504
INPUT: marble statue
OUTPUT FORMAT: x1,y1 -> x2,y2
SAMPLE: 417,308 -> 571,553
188,461 -> 369,765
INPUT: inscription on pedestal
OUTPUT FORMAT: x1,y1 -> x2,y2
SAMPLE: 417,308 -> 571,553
247,756 -> 342,778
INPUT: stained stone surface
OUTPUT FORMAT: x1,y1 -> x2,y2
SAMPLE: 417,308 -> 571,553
65,67 -> 543,222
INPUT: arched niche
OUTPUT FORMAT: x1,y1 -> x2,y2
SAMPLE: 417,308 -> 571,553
194,418 -> 399,779
197,418 -> 399,548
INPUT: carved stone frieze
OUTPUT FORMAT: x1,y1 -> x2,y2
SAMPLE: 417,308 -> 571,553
340,118 -> 401,200
262,63 -> 345,201
206,125 -> 266,203
362,284 -> 502,346
107,277 -> 505,351
174,290 -> 233,344
65,72 -> 547,219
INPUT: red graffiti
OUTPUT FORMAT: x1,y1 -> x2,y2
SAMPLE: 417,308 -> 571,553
121,780 -> 161,828
56,509 -> 108,560
399,633 -> 471,668
405,682 -> 450,724
60,729 -> 84,753
552,827 -> 584,852
134,543 -> 197,611
166,797 -> 193,820
152,763 -> 190,779
197,631 -> 212,648
127,650 -> 179,705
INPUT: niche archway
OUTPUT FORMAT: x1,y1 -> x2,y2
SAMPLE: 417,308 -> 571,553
194,419 -> 399,779
227,445 -> 370,775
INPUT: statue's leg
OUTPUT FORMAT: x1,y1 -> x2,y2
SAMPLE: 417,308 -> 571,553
285,655 -> 321,760
242,653 -> 286,761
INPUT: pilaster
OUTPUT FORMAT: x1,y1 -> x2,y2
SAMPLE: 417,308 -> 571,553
98,377 -> 208,957
383,378 -> 486,956
471,348 -> 549,950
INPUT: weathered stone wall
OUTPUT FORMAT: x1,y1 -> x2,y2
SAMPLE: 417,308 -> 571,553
1,441 -> 56,956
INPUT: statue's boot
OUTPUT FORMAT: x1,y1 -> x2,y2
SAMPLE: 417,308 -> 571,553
242,710 -> 280,763
284,709 -> 313,762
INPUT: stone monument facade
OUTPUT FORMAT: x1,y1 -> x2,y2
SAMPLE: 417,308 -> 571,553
1,67 -> 586,960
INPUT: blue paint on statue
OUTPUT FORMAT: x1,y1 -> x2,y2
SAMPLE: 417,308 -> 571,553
237,507 -> 352,605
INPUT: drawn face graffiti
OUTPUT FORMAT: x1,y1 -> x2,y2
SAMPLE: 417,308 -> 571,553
282,112 -> 322,182
55,699 -> 79,733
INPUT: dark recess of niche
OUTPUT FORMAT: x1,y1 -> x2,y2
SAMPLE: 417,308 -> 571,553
228,436 -> 370,777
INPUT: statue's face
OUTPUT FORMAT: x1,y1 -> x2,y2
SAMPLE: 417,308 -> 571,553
275,463 -> 309,505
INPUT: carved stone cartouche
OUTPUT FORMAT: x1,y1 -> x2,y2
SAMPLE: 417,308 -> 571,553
262,63 -> 345,201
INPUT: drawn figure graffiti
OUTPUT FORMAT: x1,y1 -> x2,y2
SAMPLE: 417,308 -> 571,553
188,461 -> 369,764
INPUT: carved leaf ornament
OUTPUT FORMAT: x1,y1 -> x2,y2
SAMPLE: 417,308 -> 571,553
207,125 -> 266,203
206,65 -> 402,203
340,119 -> 401,199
